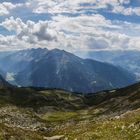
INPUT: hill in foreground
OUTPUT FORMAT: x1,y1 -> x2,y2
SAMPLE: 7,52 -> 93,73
0,82 -> 139,139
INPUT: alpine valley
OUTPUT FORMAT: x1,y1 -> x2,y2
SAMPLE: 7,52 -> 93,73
0,0 -> 140,139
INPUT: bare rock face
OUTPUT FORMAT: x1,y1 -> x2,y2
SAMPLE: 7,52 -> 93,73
0,106 -> 44,130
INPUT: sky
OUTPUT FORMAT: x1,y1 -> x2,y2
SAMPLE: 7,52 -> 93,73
0,0 -> 140,52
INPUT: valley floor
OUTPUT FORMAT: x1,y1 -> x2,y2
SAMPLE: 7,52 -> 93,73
0,85 -> 139,140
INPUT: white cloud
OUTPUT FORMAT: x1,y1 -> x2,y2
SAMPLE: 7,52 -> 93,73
1,17 -> 57,44
0,0 -> 140,52
119,0 -> 130,5
26,0 -> 97,14
0,34 -> 29,51
25,0 -> 140,16
0,2 -> 22,16
113,5 -> 140,16
1,17 -> 26,33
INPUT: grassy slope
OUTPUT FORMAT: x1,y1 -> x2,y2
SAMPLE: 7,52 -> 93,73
0,84 -> 139,140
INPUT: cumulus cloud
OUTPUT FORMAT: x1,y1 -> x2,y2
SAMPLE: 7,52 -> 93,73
0,2 -> 22,16
87,38 -> 109,50
26,0 -> 97,14
1,13 -> 140,52
0,34 -> 29,51
1,17 -> 57,44
25,0 -> 140,16
113,5 -> 140,16
0,0 -> 140,52
119,0 -> 130,4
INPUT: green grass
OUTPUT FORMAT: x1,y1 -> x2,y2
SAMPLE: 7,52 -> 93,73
42,111 -> 78,122
49,109 -> 140,140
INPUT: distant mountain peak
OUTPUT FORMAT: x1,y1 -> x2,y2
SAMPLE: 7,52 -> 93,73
47,48 -> 81,61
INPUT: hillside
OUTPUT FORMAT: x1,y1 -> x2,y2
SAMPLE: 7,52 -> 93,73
82,50 -> 140,80
0,83 -> 139,139
0,48 -> 136,93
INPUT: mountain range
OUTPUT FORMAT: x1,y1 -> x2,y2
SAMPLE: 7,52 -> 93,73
0,48 -> 136,93
80,50 -> 140,80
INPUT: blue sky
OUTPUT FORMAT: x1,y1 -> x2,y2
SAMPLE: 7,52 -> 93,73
0,0 -> 140,52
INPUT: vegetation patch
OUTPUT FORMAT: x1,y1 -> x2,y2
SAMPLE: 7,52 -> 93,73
42,111 -> 78,122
